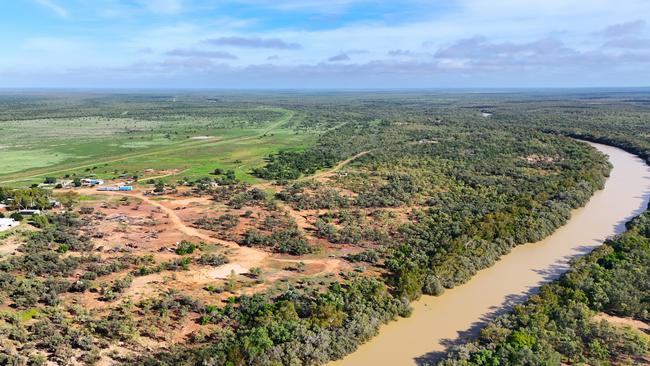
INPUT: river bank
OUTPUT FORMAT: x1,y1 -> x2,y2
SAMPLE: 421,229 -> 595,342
329,142 -> 650,366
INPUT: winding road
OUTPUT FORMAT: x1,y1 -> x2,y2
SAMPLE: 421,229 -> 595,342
329,142 -> 650,366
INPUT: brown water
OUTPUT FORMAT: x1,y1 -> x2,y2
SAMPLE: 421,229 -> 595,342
329,142 -> 650,366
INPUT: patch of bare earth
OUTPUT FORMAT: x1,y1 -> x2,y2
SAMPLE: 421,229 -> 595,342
0,237 -> 21,257
592,313 -> 650,365
76,187 -> 346,293
593,313 -> 650,332
522,154 -> 562,164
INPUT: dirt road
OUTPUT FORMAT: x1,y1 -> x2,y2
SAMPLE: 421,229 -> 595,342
85,188 -> 341,279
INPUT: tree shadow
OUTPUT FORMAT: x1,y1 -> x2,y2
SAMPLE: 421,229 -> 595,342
414,291 -> 533,365
413,177 -> 650,365
412,213 -> 648,365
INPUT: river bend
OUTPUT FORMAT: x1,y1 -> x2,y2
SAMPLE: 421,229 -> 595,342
330,142 -> 650,366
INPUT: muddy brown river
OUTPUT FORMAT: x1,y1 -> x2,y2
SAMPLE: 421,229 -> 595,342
329,142 -> 650,366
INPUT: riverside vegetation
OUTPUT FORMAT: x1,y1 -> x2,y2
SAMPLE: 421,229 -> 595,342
437,91 -> 650,365
438,208 -> 650,365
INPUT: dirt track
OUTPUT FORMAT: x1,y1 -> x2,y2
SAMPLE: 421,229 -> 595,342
298,150 -> 370,182
84,188 -> 342,279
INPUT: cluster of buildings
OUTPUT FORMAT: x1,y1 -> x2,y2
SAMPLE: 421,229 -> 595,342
48,178 -> 105,189
54,178 -> 134,192
0,176 -> 137,235
34,174 -> 138,194
81,178 -> 135,192
0,176 -> 136,233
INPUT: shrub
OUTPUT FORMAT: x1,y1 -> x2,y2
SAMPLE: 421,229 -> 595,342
196,254 -> 229,266
249,267 -> 262,277
29,214 -> 49,229
346,249 -> 379,264
154,181 -> 165,193
175,241 -> 197,255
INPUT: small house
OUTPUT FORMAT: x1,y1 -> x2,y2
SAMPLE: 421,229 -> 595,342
81,179 -> 104,186
97,186 -> 120,192
58,180 -> 74,188
0,218 -> 19,232
98,185 -> 133,192
18,209 -> 41,216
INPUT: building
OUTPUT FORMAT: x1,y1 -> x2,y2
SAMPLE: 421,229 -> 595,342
81,178 -> 104,186
18,209 -> 41,216
97,186 -> 119,191
0,218 -> 19,232
58,180 -> 74,188
97,186 -> 133,192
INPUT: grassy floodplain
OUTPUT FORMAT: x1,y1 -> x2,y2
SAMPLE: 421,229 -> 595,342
0,93 -> 314,186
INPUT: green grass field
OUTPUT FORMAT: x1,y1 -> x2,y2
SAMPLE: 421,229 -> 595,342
0,106 -> 316,186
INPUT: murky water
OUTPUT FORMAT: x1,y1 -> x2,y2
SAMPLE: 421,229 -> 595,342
329,142 -> 650,366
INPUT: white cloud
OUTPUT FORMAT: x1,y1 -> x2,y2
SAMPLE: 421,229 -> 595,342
7,0 -> 650,87
33,0 -> 68,17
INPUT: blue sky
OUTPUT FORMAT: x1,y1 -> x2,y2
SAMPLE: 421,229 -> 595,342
2,0 -> 650,88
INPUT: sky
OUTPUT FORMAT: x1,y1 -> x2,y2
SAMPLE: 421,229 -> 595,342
2,0 -> 650,88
